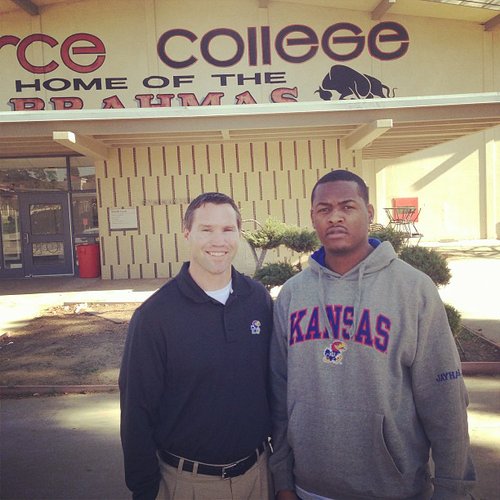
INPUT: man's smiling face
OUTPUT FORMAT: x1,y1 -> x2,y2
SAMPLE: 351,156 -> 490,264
184,202 -> 240,290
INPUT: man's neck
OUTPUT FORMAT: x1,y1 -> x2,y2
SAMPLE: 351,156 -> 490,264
324,244 -> 374,275
187,265 -> 232,291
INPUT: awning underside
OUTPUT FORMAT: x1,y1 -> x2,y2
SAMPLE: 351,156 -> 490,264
1,93 -> 499,160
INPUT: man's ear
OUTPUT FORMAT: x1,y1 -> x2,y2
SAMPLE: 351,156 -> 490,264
310,209 -> 316,229
367,204 -> 375,222
183,228 -> 190,240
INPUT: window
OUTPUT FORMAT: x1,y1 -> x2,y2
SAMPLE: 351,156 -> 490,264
69,157 -> 96,191
72,193 -> 99,240
0,157 -> 68,191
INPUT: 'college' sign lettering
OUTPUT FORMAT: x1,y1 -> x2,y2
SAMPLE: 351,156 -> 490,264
157,22 -> 409,69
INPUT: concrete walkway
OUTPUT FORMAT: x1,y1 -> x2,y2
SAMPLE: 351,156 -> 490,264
0,276 -> 164,334
432,244 -> 500,346
0,239 -> 499,499
1,239 -> 499,346
1,377 -> 498,500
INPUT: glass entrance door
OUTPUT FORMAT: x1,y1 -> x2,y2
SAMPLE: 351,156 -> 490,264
19,192 -> 74,276
0,193 -> 24,277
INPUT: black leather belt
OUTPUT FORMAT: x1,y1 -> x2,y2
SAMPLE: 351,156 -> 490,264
159,441 -> 267,479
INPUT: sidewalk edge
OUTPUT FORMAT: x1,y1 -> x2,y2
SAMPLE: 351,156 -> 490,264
461,362 -> 500,376
0,384 -> 118,397
1,363 -> 499,397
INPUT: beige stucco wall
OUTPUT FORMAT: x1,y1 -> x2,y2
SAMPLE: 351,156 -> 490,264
370,125 -> 500,242
97,138 -> 350,279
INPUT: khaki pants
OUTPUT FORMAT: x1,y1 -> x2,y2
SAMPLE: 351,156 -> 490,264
156,449 -> 273,500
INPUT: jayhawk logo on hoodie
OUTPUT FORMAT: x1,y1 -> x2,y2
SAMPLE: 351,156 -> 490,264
323,341 -> 347,364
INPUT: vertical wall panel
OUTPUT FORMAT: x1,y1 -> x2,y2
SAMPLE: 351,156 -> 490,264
148,234 -> 162,265
288,169 -> 305,202
237,143 -> 252,173
193,144 -> 208,175
282,198 -> 300,226
137,206 -> 153,235
275,169 -> 289,201
200,173 -> 217,193
143,176 -> 159,207
177,144 -> 193,174
216,172 -> 232,197
119,148 -> 136,178
167,204 -> 183,238
324,138 -> 339,170
149,146 -> 165,177
259,171 -> 275,201
205,144 -> 222,174
135,147 -> 151,177
164,145 -> 179,175
117,234 -> 133,269
252,200 -> 271,225
172,174 -> 189,202
238,200 -> 254,223
265,142 -> 280,172
231,172 -> 247,202
153,205 -> 168,236
252,142 -> 267,172
188,174 -> 203,200
158,175 -> 172,204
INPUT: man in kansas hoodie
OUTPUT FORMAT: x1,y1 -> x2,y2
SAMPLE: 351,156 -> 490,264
269,170 -> 475,500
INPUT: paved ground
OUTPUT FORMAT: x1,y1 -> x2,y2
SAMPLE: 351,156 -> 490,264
1,239 -> 499,500
1,391 -> 129,500
426,240 -> 500,346
1,377 -> 498,500
0,276 -> 165,335
1,239 -> 499,345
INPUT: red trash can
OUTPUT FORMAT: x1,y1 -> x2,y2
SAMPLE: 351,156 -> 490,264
77,243 -> 101,278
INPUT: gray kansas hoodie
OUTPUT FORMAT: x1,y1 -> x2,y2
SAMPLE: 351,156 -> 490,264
269,241 -> 475,499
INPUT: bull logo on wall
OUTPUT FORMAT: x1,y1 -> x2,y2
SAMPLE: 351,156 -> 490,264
316,64 -> 395,100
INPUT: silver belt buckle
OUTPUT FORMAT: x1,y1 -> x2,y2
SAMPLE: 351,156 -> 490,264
221,462 -> 238,479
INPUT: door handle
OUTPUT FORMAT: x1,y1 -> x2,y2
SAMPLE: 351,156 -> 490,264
23,233 -> 30,244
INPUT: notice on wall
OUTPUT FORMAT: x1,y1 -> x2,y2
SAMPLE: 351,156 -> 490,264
109,208 -> 138,230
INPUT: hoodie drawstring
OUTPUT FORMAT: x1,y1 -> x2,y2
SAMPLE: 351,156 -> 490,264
316,260 -> 367,343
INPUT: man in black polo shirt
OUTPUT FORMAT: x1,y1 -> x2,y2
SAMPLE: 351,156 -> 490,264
120,192 -> 273,500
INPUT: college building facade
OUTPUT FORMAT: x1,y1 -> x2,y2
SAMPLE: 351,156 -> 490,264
1,0 -> 499,279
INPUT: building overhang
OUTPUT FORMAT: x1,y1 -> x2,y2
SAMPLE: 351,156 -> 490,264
3,0 -> 500,29
1,93 -> 499,160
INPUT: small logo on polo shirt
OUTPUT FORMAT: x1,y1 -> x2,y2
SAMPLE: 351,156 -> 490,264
250,320 -> 261,335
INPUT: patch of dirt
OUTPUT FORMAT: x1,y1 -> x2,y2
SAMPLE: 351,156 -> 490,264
0,303 -> 137,387
0,303 -> 498,387
455,327 -> 500,363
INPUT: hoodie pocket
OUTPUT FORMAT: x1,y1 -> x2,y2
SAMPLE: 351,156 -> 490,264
288,401 -> 405,497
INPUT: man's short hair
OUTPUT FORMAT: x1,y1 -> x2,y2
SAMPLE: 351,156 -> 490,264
311,169 -> 369,205
183,192 -> 242,231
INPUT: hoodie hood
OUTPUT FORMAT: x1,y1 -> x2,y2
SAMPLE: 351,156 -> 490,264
310,237 -> 382,272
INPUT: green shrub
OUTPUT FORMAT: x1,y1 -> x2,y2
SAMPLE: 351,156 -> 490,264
243,218 -> 289,271
444,303 -> 462,337
253,261 -> 299,290
369,225 -> 407,254
281,227 -> 319,270
399,246 -> 451,287
281,227 -> 319,253
243,218 -> 287,250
